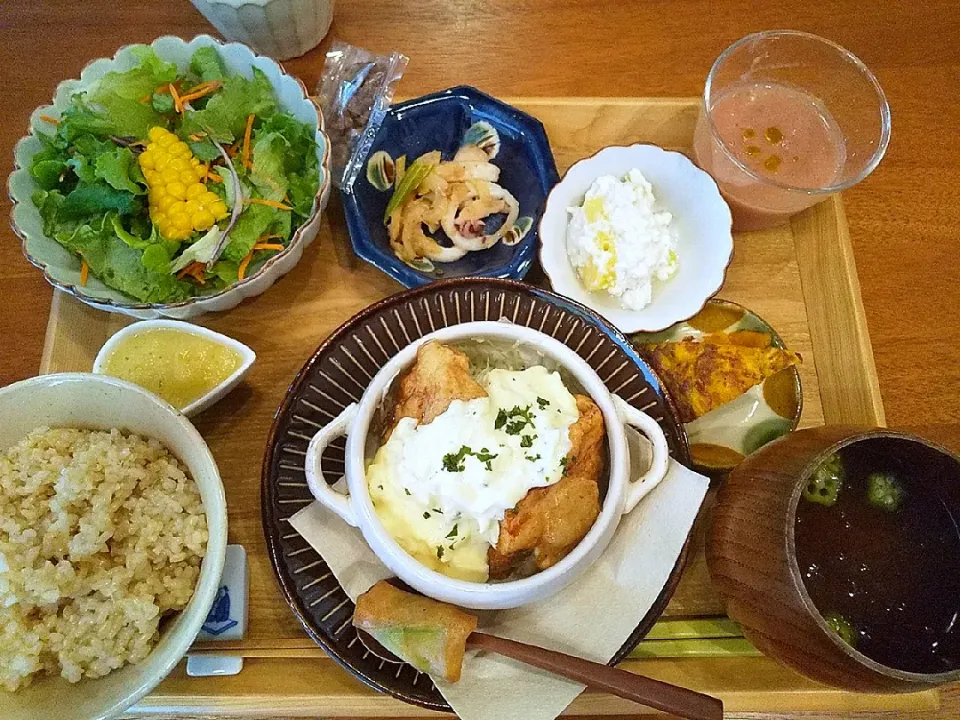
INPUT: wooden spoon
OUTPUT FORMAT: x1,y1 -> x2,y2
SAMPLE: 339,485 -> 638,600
357,628 -> 722,720
467,632 -> 723,720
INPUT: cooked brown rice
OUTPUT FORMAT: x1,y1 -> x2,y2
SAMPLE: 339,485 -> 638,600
0,427 -> 207,691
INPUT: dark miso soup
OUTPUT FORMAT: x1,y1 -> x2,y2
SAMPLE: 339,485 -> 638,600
794,437 -> 960,674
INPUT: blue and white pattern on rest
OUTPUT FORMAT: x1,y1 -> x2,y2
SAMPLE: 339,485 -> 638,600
187,544 -> 248,677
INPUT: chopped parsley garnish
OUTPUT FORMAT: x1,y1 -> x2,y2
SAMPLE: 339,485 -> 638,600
423,511 -> 431,519
537,397 -> 550,409
404,488 -> 411,496
442,445 -> 498,472
561,455 -> 576,475
495,405 -> 535,435
446,524 -> 459,539
525,453 -> 541,462
436,546 -> 445,560
433,508 -> 443,514
520,434 -> 536,448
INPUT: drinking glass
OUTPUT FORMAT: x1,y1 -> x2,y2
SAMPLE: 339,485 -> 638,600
693,31 -> 891,232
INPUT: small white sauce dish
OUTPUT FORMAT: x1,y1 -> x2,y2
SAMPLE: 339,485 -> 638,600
538,144 -> 734,333
304,321 -> 671,610
92,319 -> 256,418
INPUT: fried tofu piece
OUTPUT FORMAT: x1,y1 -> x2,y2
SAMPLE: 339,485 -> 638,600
391,341 -> 487,430
642,337 -> 801,423
353,580 -> 478,682
488,394 -> 604,579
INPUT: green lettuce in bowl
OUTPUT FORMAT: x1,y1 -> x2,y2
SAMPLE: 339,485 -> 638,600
10,35 -> 330,319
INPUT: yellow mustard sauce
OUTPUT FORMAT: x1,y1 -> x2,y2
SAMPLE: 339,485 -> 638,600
101,328 -> 242,410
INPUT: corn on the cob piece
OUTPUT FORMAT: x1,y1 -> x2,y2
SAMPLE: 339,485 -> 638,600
138,127 -> 228,241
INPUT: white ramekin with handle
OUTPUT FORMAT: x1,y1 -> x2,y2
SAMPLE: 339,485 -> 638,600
303,321 -> 671,610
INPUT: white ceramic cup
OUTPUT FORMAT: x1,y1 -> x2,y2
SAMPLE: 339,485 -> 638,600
303,321 -> 671,609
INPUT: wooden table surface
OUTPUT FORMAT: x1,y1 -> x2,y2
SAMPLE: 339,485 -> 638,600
1,1 -> 958,718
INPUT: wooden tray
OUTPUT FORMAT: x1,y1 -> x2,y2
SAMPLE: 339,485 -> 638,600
38,97 -> 936,716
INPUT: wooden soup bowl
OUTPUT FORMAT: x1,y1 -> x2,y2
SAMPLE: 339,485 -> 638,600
707,425 -> 960,692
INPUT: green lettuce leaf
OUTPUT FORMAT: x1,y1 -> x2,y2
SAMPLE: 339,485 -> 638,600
60,183 -> 139,220
187,138 -> 221,162
29,133 -> 69,190
249,131 -> 288,201
221,203 -> 288,262
95,146 -> 145,195
31,159 -> 66,190
82,46 -> 177,139
151,91 -> 176,114
209,259 -> 239,285
141,242 -> 180,274
33,190 -> 69,236
56,98 -> 121,144
253,113 -> 319,216
169,225 -> 223,273
50,213 -> 192,303
190,46 -> 228,84
110,215 -> 152,249
180,68 -> 276,143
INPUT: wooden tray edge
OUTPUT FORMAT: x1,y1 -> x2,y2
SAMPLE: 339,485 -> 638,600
132,656 -> 940,717
792,195 -> 886,426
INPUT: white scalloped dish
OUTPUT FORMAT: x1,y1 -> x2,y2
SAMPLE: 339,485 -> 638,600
8,35 -> 331,320
538,144 -> 733,333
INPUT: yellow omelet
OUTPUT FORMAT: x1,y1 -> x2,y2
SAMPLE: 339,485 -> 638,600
642,334 -> 801,423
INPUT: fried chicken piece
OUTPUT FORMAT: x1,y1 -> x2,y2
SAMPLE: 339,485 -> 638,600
488,394 -> 605,579
391,341 -> 487,431
353,580 -> 478,683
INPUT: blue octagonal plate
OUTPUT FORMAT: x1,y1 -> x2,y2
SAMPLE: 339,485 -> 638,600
342,86 -> 560,287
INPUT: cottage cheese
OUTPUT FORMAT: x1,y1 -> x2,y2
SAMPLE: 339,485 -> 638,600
566,169 -> 678,310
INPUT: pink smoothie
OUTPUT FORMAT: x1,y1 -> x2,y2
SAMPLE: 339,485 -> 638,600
694,82 -> 846,231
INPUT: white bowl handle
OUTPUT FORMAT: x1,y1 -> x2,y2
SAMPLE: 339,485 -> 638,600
304,403 -> 359,527
613,395 -> 671,513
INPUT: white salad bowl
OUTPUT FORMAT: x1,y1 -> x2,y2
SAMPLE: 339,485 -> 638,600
8,34 -> 331,320
92,319 -> 256,417
303,321 -> 671,610
0,373 -> 227,720
538,144 -> 733,333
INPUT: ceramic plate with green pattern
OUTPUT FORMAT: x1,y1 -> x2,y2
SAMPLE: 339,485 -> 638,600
630,299 -> 802,472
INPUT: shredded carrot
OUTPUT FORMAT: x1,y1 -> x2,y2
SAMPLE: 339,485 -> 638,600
182,80 -> 220,96
179,85 -> 220,105
79,259 -> 89,286
258,233 -> 285,242
252,242 -> 285,251
139,93 -> 153,103
168,83 -> 183,113
226,141 -> 240,158
205,170 -> 223,183
188,132 -> 208,142
241,114 -> 255,169
237,251 -> 254,281
176,261 -> 206,284
39,114 -> 60,126
247,198 -> 292,211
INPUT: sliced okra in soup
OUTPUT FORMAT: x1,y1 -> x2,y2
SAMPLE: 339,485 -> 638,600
866,470 -> 905,512
803,453 -> 845,507
824,611 -> 858,647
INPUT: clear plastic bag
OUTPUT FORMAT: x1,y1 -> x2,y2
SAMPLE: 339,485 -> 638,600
317,41 -> 408,191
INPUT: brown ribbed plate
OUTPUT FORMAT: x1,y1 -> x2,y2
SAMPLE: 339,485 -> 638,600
261,277 -> 691,711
